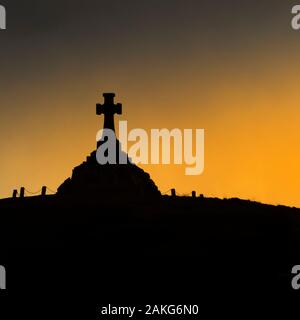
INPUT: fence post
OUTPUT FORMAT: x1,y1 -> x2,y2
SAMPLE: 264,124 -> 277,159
192,191 -> 196,198
20,187 -> 25,198
12,189 -> 18,198
171,188 -> 176,197
41,186 -> 47,196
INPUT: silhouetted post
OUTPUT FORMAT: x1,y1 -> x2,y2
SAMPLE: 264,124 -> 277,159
41,186 -> 47,196
171,188 -> 176,197
20,187 -> 25,198
12,189 -> 18,199
199,194 -> 204,199
192,191 -> 196,198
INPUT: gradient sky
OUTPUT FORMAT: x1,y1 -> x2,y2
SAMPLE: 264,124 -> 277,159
0,0 -> 300,207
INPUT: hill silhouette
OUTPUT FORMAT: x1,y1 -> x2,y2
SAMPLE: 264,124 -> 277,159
0,92 -> 299,311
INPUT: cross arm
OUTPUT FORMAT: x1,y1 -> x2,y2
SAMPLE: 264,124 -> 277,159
96,103 -> 104,115
96,103 -> 122,115
115,103 -> 122,115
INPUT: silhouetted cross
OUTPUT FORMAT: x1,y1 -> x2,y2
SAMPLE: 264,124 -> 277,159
96,93 -> 122,132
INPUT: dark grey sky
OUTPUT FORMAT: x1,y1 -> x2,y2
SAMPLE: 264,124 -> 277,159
0,0 -> 293,91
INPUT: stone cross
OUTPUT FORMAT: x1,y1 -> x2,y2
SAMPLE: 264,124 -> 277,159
96,93 -> 122,132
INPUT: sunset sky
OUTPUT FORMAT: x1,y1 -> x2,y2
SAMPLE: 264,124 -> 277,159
0,0 -> 300,207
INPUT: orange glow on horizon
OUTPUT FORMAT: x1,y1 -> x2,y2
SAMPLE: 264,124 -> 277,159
1,47 -> 300,208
